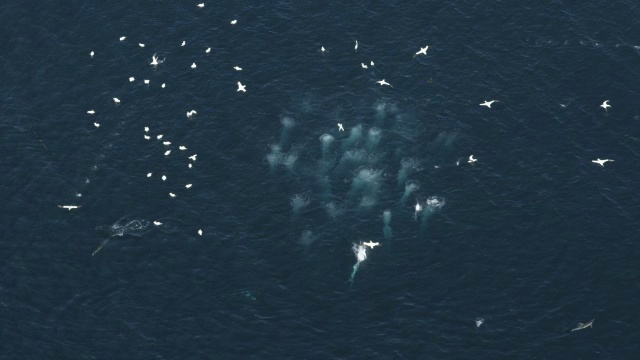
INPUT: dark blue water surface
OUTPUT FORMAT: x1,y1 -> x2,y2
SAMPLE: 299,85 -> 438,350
2,1 -> 640,359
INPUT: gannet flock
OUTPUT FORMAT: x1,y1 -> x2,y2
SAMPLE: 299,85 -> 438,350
67,4 -> 614,331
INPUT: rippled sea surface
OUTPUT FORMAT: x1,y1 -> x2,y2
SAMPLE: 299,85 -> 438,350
2,1 -> 640,359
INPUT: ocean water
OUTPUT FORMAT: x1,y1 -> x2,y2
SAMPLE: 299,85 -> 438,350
2,1 -> 640,358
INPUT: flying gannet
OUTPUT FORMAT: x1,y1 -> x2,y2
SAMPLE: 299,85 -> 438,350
362,241 -> 380,249
191,62 -> 197,69
600,100 -> 611,111
592,158 -> 614,167
468,155 -> 477,164
376,79 -> 392,87
479,100 -> 498,108
237,82 -> 246,92
187,110 -> 197,118
415,46 -> 429,56
338,123 -> 344,131
58,205 -> 81,210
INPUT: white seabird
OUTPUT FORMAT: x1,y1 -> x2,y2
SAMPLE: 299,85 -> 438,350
90,51 -> 94,58
169,193 -> 176,198
468,155 -> 477,164
144,135 -> 151,140
185,184 -> 193,189
600,100 -> 611,111
376,79 -> 392,87
186,110 -> 197,118
153,221 -> 162,226
370,60 -> 374,66
361,63 -> 368,69
164,150 -> 171,156
163,141 -> 171,146
113,98 -> 121,104
592,158 -> 614,167
233,66 -> 242,71
338,123 -> 345,131
157,134 -> 163,139
181,40 -> 186,47
87,110 -> 95,114
198,229 -> 203,236
188,154 -> 197,161
191,62 -> 197,69
188,163 -> 193,168
94,123 -> 100,128
475,318 -> 484,328
58,205 -> 81,210
320,46 -> 325,53
162,175 -> 167,181
119,36 -> 126,41
129,77 -> 135,82
147,172 -> 152,177
144,127 -> 149,132
179,146 -> 187,150
150,53 -> 164,66
144,79 -> 149,84
161,83 -> 166,88
362,241 -> 380,249
237,82 -> 246,92
355,40 -> 358,51
479,100 -> 498,108
415,46 -> 429,56
205,47 -> 211,53
197,3 -> 204,8
230,19 -> 237,25
139,43 -> 145,48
